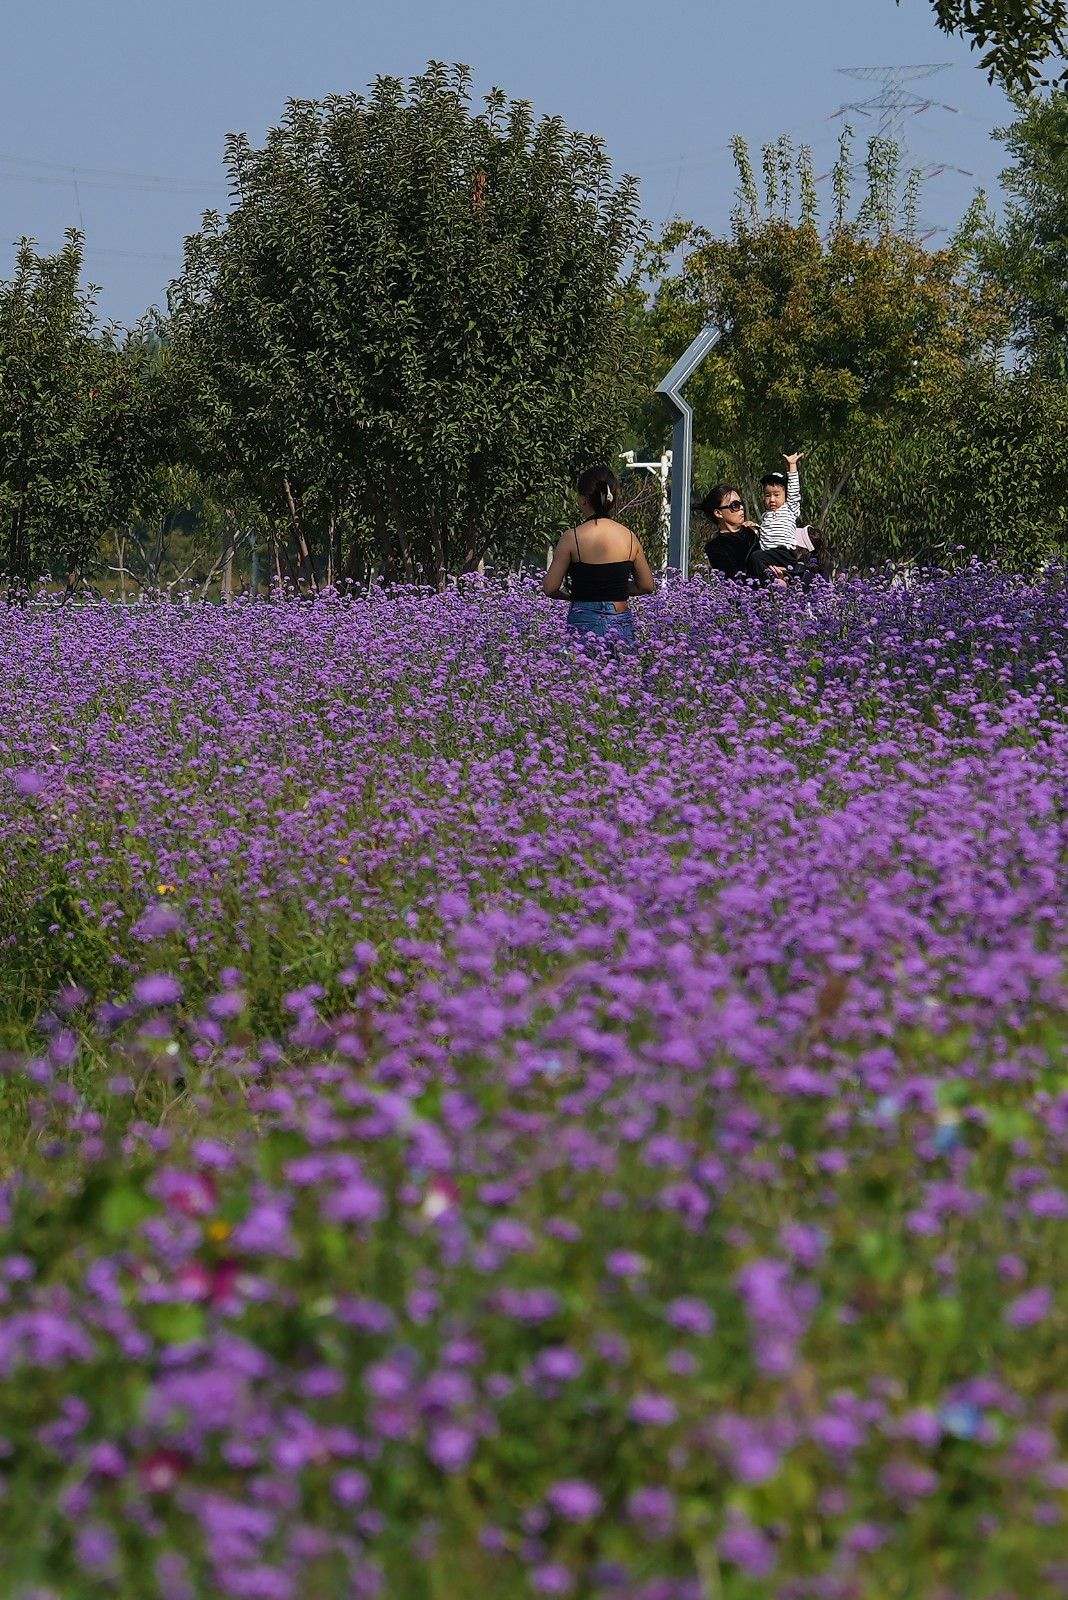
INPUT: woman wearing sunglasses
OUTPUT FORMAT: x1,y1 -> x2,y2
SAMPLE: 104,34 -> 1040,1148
699,484 -> 764,581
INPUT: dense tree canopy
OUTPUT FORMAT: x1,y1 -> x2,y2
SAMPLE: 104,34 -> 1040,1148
914,0 -> 1067,90
0,233 -> 162,593
632,132 -> 1010,562
0,62 -> 1063,591
167,63 -> 642,589
984,89 -> 1068,376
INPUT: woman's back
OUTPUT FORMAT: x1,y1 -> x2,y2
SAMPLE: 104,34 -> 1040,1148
568,519 -> 635,602
543,465 -> 656,639
569,517 -> 634,562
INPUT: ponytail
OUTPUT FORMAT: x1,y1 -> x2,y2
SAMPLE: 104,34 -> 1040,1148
576,464 -> 619,521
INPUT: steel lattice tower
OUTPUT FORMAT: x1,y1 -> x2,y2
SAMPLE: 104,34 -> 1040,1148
831,63 -> 971,185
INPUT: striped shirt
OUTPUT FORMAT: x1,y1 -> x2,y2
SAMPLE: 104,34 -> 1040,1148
759,469 -> 802,551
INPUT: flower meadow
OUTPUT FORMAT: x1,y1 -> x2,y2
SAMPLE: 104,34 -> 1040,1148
0,568 -> 1065,1600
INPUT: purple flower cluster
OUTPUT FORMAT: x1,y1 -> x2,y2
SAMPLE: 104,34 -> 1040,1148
0,568 -> 1064,1597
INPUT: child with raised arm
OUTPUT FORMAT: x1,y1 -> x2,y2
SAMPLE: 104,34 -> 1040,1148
760,451 -> 804,549
755,450 -> 808,579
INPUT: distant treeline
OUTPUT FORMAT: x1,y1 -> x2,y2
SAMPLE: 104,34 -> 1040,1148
1,67 -> 1065,597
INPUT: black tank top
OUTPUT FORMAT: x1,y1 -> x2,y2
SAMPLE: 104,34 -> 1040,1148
568,526 -> 635,602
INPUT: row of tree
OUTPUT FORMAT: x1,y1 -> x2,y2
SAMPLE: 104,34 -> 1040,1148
630,111 -> 1068,572
0,63 -> 1065,594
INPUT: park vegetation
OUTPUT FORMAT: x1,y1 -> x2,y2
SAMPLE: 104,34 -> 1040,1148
0,66 -> 1065,594
0,54 -> 1065,1600
917,0 -> 1067,90
0,569 -> 1065,1595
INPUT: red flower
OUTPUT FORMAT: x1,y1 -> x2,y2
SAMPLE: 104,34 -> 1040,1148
207,1259 -> 242,1309
157,1169 -> 218,1218
138,1448 -> 189,1495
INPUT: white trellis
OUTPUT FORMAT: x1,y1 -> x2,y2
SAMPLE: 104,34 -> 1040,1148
619,449 -> 672,571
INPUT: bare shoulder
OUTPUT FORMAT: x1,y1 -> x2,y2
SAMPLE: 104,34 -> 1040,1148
607,517 -> 638,546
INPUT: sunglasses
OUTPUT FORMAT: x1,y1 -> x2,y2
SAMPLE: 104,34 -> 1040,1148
718,500 -> 745,512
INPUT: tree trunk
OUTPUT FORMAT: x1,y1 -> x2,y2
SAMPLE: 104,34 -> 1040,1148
461,523 -> 490,574
7,494 -> 29,599
422,520 -> 447,591
283,477 -> 318,593
221,516 -> 236,601
270,522 -> 300,591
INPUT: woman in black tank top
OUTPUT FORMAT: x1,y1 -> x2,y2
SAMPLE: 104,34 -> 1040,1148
544,465 -> 655,641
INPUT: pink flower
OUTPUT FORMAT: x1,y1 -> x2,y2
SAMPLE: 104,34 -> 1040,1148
546,1480 -> 602,1521
1005,1287 -> 1053,1328
133,974 -> 183,1007
421,1177 -> 460,1220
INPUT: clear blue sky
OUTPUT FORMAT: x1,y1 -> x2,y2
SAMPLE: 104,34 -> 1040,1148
3,0 -> 1014,327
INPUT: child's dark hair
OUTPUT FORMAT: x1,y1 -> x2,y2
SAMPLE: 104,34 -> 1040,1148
761,471 -> 788,490
577,464 -> 619,520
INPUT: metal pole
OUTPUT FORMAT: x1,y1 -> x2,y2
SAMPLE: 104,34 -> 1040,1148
666,394 -> 692,576
655,326 -> 720,578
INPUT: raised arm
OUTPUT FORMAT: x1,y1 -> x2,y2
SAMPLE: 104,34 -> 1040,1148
783,451 -> 804,520
543,531 -> 575,598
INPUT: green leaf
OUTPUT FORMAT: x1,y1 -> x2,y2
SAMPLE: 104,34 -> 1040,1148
144,1303 -> 207,1345
99,1184 -> 155,1238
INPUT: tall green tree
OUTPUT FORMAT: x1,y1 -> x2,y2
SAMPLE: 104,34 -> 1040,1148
984,89 -> 1068,376
916,364 -> 1068,562
0,232 -> 160,594
636,132 -> 1008,559
167,63 -> 642,589
910,1 -> 1067,90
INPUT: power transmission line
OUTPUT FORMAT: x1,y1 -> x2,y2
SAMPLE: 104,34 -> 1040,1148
0,151 -> 225,276
0,151 -> 226,197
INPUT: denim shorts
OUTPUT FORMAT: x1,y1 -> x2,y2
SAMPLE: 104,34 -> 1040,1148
566,601 -> 636,643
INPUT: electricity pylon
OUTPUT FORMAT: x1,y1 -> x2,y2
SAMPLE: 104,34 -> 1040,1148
831,64 -> 972,180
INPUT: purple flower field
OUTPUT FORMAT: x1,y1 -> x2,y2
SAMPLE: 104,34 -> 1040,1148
0,569 -> 1065,1599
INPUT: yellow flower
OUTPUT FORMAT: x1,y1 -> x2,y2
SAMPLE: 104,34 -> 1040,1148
156,882 -> 177,895
206,1220 -> 231,1243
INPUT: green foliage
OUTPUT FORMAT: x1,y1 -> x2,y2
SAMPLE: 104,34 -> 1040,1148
912,0 -> 1067,91
0,856 -> 114,1042
0,76 -> 1059,588
908,366 -> 1068,563
812,367 -> 1068,569
983,89 -> 1068,377
0,235 -> 164,592
99,327 -> 246,597
634,132 -> 1011,565
167,63 -> 643,589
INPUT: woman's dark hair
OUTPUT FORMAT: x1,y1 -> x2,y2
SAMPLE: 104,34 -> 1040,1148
700,483 -> 743,518
761,471 -> 788,490
577,464 -> 619,520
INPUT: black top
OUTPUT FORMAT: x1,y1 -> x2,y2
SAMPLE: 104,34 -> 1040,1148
706,527 -> 758,581
568,526 -> 635,602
